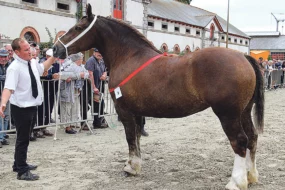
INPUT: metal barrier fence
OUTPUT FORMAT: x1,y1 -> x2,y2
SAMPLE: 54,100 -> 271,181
2,69 -> 283,135
0,78 -> 97,135
264,69 -> 285,89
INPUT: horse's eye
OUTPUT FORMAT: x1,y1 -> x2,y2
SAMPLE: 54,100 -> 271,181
75,26 -> 82,31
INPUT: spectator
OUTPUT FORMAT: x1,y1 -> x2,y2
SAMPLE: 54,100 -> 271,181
0,38 -> 56,180
0,49 -> 10,147
60,53 -> 88,134
84,48 -> 108,129
4,44 -> 14,64
29,42 -> 40,62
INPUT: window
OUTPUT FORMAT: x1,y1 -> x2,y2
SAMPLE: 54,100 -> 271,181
186,28 -> 190,34
148,21 -> 154,27
24,32 -> 35,43
57,3 -> 69,11
22,0 -> 36,3
234,39 -> 237,43
196,30 -> 200,36
245,41 -> 248,45
271,52 -> 285,60
174,26 -> 180,32
221,36 -> 225,40
228,37 -> 231,42
240,40 -> 243,44
162,23 -> 168,30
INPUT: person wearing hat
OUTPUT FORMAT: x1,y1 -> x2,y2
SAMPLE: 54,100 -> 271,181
60,52 -> 89,134
0,49 -> 10,147
0,38 -> 57,180
84,48 -> 108,129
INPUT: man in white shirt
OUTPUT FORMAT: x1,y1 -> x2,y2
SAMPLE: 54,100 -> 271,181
0,38 -> 56,181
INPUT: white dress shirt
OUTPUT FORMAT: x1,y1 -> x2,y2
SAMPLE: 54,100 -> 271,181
4,54 -> 44,107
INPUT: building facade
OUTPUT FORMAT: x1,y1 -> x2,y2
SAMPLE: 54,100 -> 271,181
0,0 -> 250,55
248,31 -> 285,60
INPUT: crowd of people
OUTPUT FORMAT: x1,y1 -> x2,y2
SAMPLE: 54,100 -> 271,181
0,39 -> 149,144
258,57 -> 285,90
0,37 -> 149,181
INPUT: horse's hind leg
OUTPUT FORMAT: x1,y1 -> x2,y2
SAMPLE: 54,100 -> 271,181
116,108 -> 142,175
241,102 -> 259,184
213,108 -> 248,190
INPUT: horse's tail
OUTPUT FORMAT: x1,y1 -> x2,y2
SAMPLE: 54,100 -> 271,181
245,55 -> 264,133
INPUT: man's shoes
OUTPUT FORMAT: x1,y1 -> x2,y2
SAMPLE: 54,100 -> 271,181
1,139 -> 9,145
4,134 -> 9,139
17,170 -> 39,181
65,128 -> 77,134
35,130 -> 45,138
30,133 -> 37,141
93,123 -> 108,129
13,164 -> 38,172
42,129 -> 53,136
141,129 -> 149,137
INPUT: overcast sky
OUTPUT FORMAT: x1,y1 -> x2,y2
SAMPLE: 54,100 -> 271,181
191,0 -> 285,34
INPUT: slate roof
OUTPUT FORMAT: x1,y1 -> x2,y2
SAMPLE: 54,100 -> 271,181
148,0 -> 249,38
250,36 -> 285,50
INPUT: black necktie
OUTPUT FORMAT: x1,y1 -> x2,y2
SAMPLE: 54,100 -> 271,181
28,61 -> 38,98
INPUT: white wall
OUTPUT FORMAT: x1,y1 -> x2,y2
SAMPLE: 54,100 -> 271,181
87,0 -> 112,16
0,6 -> 76,42
125,0 -> 144,26
147,31 -> 202,52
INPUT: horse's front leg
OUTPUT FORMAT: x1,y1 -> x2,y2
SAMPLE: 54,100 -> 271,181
118,109 -> 142,175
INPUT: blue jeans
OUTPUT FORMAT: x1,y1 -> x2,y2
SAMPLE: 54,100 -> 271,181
0,101 -> 9,142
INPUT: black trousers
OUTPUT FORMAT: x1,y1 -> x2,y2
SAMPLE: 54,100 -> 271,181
11,104 -> 37,175
81,80 -> 105,126
37,81 -> 58,126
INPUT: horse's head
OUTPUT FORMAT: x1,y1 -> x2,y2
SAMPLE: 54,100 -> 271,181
53,4 -> 96,59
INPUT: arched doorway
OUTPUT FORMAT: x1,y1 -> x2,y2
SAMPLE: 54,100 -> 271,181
20,26 -> 40,43
184,45 -> 191,54
160,43 -> 168,52
173,44 -> 180,54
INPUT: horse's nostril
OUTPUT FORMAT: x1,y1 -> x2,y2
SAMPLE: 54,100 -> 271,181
53,46 -> 57,54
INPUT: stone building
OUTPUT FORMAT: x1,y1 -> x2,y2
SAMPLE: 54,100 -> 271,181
0,0 -> 249,55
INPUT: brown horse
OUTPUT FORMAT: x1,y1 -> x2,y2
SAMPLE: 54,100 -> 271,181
53,4 -> 264,190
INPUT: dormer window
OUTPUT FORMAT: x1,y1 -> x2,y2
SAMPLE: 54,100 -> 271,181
148,21 -> 154,27
186,28 -> 190,34
174,26 -> 180,32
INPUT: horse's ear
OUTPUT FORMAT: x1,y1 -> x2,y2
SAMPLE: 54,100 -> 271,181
86,4 -> 93,19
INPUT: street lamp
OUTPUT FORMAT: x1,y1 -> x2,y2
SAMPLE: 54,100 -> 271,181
226,0 -> 230,48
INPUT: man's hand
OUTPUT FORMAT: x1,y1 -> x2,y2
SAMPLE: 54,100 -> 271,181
0,104 -> 6,118
80,72 -> 85,79
66,77 -> 71,83
100,73 -> 107,81
93,86 -> 99,94
42,71 -> 48,76
52,73 -> 59,80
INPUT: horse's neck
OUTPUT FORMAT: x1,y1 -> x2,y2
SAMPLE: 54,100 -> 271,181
94,18 -> 158,69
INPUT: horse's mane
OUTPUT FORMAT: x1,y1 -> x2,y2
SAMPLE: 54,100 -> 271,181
100,16 -> 162,54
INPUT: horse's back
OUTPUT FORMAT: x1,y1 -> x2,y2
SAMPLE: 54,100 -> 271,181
190,47 -> 256,111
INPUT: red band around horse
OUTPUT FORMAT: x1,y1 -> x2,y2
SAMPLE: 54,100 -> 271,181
109,54 -> 164,93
